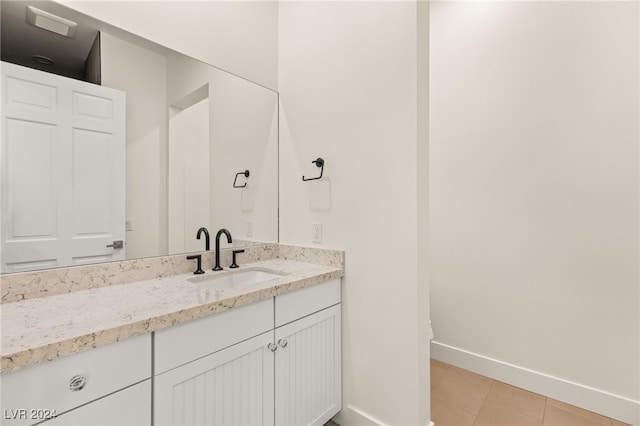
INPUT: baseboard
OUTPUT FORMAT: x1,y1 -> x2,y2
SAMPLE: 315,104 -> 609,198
333,406 -> 385,426
333,406 -> 436,426
431,341 -> 639,425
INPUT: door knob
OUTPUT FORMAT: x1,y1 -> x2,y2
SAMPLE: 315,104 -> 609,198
106,240 -> 124,249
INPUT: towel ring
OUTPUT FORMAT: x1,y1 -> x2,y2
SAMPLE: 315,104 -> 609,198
302,158 -> 324,181
233,170 -> 250,188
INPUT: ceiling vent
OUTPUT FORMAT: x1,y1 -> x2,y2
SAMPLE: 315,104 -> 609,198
26,6 -> 78,38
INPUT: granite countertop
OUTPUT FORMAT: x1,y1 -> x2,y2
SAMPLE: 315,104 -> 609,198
1,258 -> 343,374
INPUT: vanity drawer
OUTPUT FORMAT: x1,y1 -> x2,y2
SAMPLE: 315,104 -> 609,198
41,380 -> 151,426
154,297 -> 273,374
1,333 -> 151,426
275,279 -> 341,327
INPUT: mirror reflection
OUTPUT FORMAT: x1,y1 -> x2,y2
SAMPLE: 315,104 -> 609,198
0,0 -> 279,274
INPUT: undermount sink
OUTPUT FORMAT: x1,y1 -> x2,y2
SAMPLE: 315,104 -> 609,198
187,268 -> 286,290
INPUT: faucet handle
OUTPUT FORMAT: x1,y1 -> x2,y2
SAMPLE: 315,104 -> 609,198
186,255 -> 205,274
230,249 -> 245,269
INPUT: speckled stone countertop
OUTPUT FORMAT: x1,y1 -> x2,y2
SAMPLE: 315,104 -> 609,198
1,246 -> 344,374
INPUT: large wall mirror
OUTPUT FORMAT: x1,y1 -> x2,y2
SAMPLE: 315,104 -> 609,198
0,0 -> 279,273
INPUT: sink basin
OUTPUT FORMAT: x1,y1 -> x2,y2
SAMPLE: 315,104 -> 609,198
187,268 -> 285,290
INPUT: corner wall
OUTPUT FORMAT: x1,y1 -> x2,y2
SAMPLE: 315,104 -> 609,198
429,2 -> 639,424
278,2 -> 430,424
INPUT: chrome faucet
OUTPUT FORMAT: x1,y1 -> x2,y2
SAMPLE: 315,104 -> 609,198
213,228 -> 232,271
197,227 -> 210,251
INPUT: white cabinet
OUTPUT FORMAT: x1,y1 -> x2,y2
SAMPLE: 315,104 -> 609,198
154,299 -> 275,426
1,333 -> 151,426
153,279 -> 342,426
274,304 -> 341,426
154,299 -> 274,375
275,278 -> 341,328
155,332 -> 275,426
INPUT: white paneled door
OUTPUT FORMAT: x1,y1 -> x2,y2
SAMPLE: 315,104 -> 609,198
1,62 -> 125,272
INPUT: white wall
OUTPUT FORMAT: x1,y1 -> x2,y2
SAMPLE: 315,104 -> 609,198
279,2 -> 430,425
56,0 -> 278,90
430,2 -> 639,424
165,53 -> 279,249
101,33 -> 167,259
206,71 -> 278,246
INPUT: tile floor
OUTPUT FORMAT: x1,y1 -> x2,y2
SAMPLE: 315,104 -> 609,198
431,359 -> 632,426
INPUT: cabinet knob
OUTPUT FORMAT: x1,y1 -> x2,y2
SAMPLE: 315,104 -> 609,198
277,339 -> 288,348
268,343 -> 277,352
69,375 -> 87,392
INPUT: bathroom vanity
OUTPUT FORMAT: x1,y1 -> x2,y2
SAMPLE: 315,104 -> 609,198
154,279 -> 341,426
0,245 -> 344,426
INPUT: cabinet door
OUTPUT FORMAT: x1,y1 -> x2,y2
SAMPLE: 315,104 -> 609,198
41,380 -> 151,426
154,331 -> 274,426
274,304 -> 341,426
